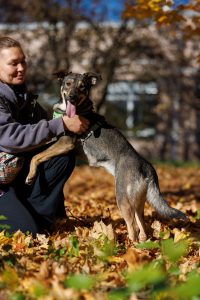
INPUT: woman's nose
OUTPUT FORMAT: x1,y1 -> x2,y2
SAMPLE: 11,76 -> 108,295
17,63 -> 25,71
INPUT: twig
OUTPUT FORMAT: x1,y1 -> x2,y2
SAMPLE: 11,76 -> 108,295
65,206 -> 90,226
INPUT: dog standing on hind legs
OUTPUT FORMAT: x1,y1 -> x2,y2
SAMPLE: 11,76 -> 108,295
26,71 -> 188,242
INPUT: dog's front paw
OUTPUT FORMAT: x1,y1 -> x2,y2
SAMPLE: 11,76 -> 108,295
138,232 -> 147,242
25,175 -> 35,185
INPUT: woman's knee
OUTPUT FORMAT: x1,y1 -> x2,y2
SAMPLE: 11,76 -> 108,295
39,150 -> 76,182
0,188 -> 40,236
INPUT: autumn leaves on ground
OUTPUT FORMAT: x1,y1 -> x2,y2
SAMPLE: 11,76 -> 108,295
0,165 -> 200,300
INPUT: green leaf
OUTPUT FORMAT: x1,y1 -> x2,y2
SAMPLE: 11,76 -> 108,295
169,272 -> 200,298
168,265 -> 181,276
2,266 -> 19,289
64,274 -> 95,291
127,262 -> 166,293
99,238 -> 117,261
5,231 -> 12,237
195,210 -> 200,220
0,215 -> 11,230
107,288 -> 129,300
161,238 -> 188,263
0,215 -> 10,231
0,224 -> 11,230
9,292 -> 25,300
136,240 -> 160,249
68,236 -> 79,257
59,247 -> 66,257
31,282 -> 47,297
47,245 -> 67,261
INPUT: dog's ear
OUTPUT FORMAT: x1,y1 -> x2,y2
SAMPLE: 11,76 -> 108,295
53,70 -> 71,84
84,72 -> 102,86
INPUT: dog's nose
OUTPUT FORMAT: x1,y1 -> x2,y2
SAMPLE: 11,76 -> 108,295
68,95 -> 78,104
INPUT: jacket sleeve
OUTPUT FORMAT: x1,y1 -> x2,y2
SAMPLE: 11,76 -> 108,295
31,101 -> 49,122
0,97 -> 65,154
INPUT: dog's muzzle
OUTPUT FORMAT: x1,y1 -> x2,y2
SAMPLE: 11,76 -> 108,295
68,94 -> 78,104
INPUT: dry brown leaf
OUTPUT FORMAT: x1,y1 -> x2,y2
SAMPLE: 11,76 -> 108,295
151,220 -> 162,238
37,261 -> 50,279
89,221 -> 115,241
52,279 -> 78,300
0,165 -> 200,298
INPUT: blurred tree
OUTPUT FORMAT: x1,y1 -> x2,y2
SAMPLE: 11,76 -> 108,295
122,0 -> 200,160
123,0 -> 200,48
0,0 -> 131,111
0,0 -> 25,23
0,0 -> 199,160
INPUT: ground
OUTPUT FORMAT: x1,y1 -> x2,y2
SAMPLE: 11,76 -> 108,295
0,164 -> 200,300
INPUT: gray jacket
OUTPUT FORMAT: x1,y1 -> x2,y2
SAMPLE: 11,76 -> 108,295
0,82 -> 64,154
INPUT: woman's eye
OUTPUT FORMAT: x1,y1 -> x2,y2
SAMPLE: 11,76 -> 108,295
9,60 -> 26,67
10,62 -> 17,66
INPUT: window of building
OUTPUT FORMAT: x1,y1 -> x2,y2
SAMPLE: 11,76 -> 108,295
105,81 -> 158,138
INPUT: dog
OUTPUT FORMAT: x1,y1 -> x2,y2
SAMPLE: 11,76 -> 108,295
25,71 -> 187,242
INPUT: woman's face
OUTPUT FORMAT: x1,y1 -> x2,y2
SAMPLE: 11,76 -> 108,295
0,47 -> 27,85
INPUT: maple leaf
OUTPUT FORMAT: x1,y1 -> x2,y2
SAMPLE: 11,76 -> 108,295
89,221 -> 115,241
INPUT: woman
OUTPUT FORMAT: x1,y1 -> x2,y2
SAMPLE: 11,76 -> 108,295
0,36 -> 89,235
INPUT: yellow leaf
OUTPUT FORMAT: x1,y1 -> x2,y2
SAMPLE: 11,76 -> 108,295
107,256 -> 125,264
172,228 -> 189,243
149,0 -> 161,12
0,232 -> 11,245
183,182 -> 191,190
123,248 -> 142,269
1,266 -> 19,290
157,15 -> 169,24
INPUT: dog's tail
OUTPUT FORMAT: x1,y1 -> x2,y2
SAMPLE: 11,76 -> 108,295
146,180 -> 188,220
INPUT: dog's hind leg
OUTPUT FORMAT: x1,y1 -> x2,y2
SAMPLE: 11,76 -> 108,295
116,174 -> 148,242
131,180 -> 148,242
115,175 -> 139,241
116,194 -> 139,242
117,196 -> 147,242
26,136 -> 75,185
135,197 -> 147,242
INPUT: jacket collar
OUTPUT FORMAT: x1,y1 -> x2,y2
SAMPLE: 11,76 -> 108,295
0,81 -> 18,105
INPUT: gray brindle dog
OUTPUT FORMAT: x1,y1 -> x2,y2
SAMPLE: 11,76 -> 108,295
26,71 -> 187,242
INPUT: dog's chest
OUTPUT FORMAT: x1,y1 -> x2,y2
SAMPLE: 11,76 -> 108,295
81,141 -> 115,176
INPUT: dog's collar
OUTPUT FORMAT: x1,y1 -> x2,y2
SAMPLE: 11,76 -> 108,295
53,111 -> 63,119
53,106 -> 108,142
80,121 -> 103,143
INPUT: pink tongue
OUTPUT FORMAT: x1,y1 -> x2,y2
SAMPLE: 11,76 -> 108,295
66,101 -> 76,118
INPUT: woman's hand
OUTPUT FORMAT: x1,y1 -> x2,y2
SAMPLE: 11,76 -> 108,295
62,115 -> 90,134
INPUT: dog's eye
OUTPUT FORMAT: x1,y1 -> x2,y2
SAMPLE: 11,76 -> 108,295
79,83 -> 85,91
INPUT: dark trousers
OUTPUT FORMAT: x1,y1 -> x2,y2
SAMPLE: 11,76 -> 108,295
0,151 -> 75,236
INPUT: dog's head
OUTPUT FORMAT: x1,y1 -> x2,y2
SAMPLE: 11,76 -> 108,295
53,71 -> 101,117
